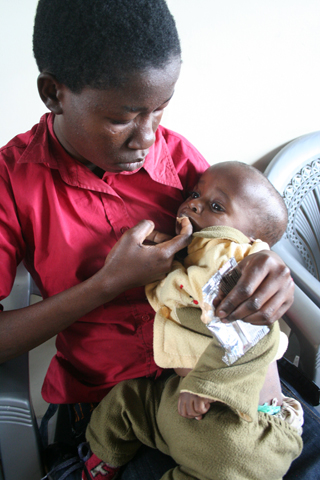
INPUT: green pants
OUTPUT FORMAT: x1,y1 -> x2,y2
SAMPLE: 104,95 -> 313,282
86,375 -> 302,480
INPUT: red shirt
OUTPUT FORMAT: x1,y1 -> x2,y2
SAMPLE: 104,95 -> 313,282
0,113 -> 209,403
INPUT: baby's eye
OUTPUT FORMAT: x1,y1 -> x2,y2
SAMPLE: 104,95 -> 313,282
189,191 -> 200,199
211,202 -> 224,212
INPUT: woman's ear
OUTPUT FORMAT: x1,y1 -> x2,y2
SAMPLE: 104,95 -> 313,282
37,73 -> 64,114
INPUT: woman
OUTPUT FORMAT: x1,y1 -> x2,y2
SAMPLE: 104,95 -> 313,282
1,1 -> 312,478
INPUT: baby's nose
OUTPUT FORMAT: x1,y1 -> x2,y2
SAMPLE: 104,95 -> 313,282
188,198 -> 202,213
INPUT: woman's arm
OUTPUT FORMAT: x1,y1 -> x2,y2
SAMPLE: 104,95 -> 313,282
0,220 -> 191,363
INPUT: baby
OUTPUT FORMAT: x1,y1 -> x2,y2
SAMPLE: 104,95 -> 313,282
74,162 -> 304,480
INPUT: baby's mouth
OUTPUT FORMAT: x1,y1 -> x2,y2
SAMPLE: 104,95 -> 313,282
177,213 -> 200,232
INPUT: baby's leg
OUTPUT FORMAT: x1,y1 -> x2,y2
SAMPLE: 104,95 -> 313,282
157,375 -> 302,480
160,465 -> 202,480
86,376 -> 169,468
259,360 -> 283,406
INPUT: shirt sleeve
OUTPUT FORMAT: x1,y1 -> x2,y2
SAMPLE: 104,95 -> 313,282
0,156 -> 27,303
180,322 -> 280,422
145,260 -> 191,318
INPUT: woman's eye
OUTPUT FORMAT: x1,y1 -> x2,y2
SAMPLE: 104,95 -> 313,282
110,120 -> 130,125
108,117 -> 132,125
211,203 -> 223,212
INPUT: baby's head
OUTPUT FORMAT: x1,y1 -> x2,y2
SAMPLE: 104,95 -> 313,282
177,161 -> 287,247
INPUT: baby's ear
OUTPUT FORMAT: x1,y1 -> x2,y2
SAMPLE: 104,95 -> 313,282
37,73 -> 64,115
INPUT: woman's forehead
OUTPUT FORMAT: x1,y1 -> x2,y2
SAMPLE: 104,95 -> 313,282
71,57 -> 181,112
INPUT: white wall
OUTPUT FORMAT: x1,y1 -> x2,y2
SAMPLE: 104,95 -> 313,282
1,0 -> 320,170
0,1 -> 44,145
165,0 -> 320,168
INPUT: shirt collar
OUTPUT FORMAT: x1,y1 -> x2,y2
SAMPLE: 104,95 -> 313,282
142,126 -> 183,190
19,114 -> 183,190
19,113 -> 64,170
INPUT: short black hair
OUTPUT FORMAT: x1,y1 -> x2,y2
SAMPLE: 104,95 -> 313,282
33,0 -> 181,92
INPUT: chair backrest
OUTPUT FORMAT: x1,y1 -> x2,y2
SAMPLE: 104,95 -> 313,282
265,132 -> 320,390
0,263 -> 44,480
265,131 -> 320,307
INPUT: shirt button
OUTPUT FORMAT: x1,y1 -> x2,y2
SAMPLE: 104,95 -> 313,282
141,314 -> 150,322
120,226 -> 130,234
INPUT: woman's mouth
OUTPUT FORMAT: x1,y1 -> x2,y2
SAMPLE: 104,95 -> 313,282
116,158 -> 146,172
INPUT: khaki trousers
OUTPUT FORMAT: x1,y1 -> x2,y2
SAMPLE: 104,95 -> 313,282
86,374 -> 302,480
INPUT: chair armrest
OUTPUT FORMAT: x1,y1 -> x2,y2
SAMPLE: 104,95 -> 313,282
0,263 -> 45,480
0,353 -> 45,480
273,240 -> 320,308
282,283 -> 320,389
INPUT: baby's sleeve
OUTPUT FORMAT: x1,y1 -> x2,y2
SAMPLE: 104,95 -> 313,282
145,259 -> 202,316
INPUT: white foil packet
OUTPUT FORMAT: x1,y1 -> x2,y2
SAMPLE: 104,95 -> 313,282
202,257 -> 269,365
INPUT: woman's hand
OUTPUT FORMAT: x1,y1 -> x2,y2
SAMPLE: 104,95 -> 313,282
178,392 -> 214,420
103,219 -> 193,294
214,250 -> 294,325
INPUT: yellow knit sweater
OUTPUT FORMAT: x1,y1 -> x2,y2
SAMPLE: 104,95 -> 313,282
146,225 -> 270,370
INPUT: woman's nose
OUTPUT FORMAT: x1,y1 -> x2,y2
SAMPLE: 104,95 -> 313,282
127,114 -> 157,150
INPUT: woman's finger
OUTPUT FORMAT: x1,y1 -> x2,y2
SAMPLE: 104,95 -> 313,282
215,250 -> 293,324
145,230 -> 173,244
226,287 -> 294,325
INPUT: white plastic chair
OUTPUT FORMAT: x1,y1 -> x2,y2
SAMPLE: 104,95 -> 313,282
265,131 -> 320,397
0,263 -> 44,480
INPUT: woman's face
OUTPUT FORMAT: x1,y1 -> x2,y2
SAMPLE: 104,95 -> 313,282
53,57 -> 181,173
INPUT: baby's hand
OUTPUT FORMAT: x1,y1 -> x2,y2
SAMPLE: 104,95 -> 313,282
176,216 -> 193,237
178,392 -> 214,420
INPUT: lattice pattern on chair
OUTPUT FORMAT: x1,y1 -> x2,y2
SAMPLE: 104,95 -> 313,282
264,133 -> 320,405
282,157 -> 320,280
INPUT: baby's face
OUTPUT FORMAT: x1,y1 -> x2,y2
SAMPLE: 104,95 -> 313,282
177,165 -> 257,236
